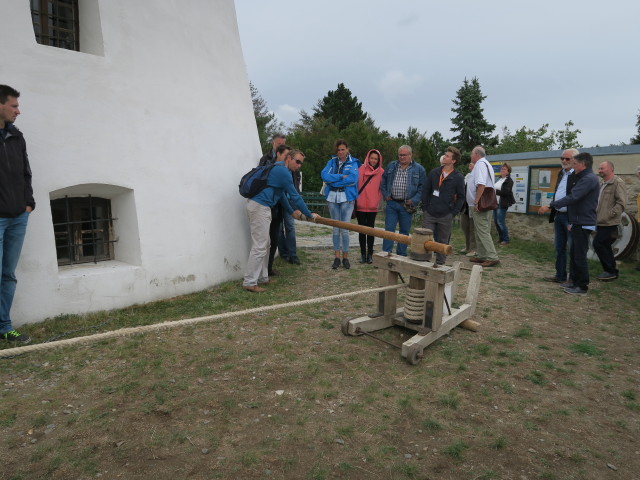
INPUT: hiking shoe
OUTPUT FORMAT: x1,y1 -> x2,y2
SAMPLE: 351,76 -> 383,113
596,272 -> 618,281
559,282 -> 575,289
564,286 -> 587,296
342,258 -> 351,269
2,330 -> 31,344
543,276 -> 564,283
288,256 -> 301,265
332,258 -> 341,269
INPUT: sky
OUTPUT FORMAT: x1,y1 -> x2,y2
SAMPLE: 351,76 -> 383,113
234,0 -> 639,149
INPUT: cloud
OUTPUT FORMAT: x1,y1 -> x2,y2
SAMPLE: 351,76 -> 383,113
376,70 -> 424,106
275,104 -> 300,124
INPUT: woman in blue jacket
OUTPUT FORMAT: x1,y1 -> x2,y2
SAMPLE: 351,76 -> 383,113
321,139 -> 359,269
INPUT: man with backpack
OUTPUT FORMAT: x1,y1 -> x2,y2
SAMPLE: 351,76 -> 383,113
242,146 -> 318,292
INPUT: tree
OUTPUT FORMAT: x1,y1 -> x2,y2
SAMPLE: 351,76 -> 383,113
313,83 -> 368,131
250,82 -> 284,151
490,121 -> 582,155
450,77 -> 498,160
554,120 -> 582,150
491,124 -> 556,154
630,110 -> 640,144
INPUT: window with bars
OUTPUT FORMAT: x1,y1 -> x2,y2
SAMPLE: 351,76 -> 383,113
51,196 -> 117,266
31,0 -> 79,51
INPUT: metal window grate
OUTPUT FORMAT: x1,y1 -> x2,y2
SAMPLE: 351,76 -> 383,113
51,196 -> 117,266
31,0 -> 79,51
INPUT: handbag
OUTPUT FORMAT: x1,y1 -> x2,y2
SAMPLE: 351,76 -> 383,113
351,174 -> 375,219
477,163 -> 498,212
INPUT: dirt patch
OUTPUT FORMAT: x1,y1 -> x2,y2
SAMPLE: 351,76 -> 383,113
2,239 -> 639,480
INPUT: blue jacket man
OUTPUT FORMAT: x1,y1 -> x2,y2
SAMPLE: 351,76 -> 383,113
380,145 -> 426,256
243,146 -> 317,292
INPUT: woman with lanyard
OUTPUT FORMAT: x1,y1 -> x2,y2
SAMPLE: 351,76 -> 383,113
321,139 -> 359,269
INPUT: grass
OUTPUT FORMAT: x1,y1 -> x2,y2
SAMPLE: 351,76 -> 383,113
2,229 -> 640,480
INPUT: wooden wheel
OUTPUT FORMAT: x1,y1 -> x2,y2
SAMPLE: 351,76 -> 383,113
406,344 -> 423,365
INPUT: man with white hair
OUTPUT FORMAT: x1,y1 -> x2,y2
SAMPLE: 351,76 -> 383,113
540,148 -> 578,283
466,146 -> 499,267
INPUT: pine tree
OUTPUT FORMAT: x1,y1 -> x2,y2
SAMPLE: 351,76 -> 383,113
250,82 -> 283,151
631,110 -> 640,144
450,77 -> 497,159
313,83 -> 367,131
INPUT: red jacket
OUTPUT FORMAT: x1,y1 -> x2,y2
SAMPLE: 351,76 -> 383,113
356,149 -> 384,212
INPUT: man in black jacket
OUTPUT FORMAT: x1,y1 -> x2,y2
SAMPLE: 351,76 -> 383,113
0,85 -> 35,343
540,152 -> 599,295
422,146 -> 465,265
258,134 -> 286,275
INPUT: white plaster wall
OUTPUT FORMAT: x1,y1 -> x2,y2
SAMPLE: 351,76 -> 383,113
0,0 -> 259,324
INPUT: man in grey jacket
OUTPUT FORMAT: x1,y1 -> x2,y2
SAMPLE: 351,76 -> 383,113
593,161 -> 627,281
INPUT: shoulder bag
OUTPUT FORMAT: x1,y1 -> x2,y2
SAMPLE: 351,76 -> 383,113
477,162 -> 498,212
351,174 -> 375,219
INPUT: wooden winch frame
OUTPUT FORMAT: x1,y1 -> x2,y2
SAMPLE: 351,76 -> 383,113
341,253 -> 483,365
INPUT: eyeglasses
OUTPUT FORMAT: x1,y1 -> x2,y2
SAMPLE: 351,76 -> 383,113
561,157 -> 572,161
398,153 -> 410,157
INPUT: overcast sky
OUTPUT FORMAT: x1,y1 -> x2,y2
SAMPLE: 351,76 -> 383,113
234,0 -> 639,149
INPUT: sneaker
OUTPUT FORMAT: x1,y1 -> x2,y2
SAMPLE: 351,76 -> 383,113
559,282 -> 575,289
596,272 -> 618,281
564,286 -> 587,296
332,258 -> 341,269
342,258 -> 351,269
2,330 -> 31,344
466,251 -> 477,257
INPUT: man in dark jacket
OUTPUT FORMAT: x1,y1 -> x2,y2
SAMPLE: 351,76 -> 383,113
0,85 -> 35,343
258,134 -> 286,275
540,152 -> 599,295
422,146 -> 465,265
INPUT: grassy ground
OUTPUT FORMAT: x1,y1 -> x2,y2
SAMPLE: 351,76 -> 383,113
1,231 -> 639,480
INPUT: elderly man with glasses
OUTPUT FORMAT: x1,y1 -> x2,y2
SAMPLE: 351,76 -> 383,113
539,149 -> 579,283
380,145 -> 426,256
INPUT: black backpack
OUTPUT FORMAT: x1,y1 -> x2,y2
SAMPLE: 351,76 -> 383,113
239,163 -> 276,198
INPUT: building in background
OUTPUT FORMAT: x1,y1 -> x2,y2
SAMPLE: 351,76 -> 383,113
1,0 -> 259,325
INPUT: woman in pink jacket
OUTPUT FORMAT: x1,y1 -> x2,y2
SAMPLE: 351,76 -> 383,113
355,149 -> 384,263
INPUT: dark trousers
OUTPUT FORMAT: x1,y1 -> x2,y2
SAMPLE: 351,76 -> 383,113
593,225 -> 618,274
268,205 -> 283,272
553,212 -> 573,281
569,225 -> 591,291
356,211 -> 377,256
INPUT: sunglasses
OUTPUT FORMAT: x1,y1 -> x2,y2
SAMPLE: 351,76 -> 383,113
561,157 -> 572,161
295,159 -> 303,165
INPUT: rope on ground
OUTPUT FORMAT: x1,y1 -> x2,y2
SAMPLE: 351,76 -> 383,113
0,284 -> 407,359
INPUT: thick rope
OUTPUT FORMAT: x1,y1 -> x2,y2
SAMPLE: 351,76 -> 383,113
0,284 -> 407,358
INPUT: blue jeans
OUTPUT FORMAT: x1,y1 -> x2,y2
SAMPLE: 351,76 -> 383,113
493,207 -> 509,243
328,201 -> 355,252
277,211 -> 297,259
0,211 -> 30,334
554,212 -> 573,281
382,201 -> 413,256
